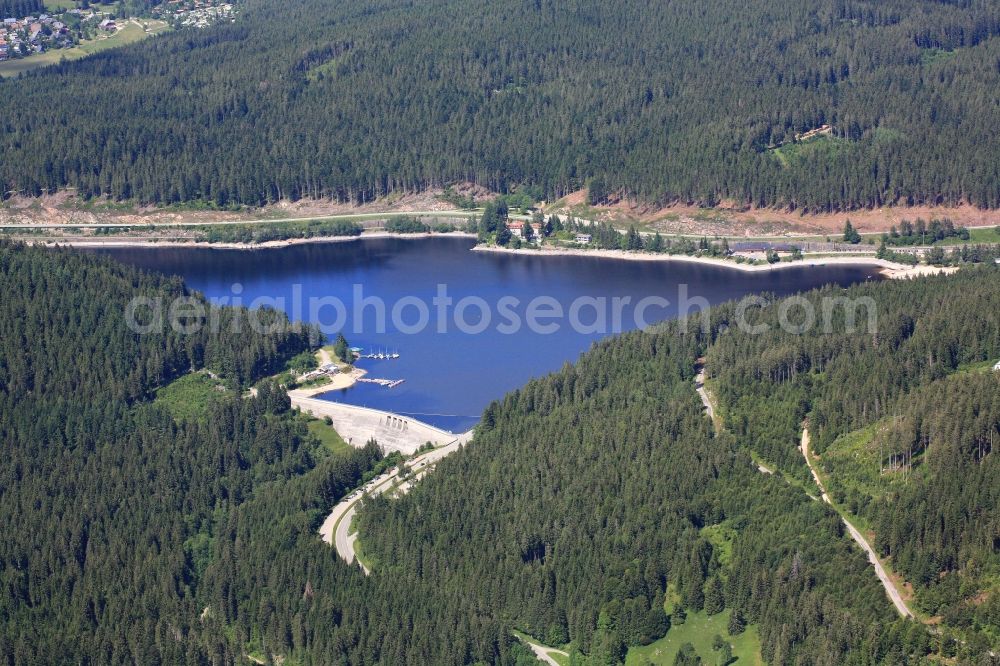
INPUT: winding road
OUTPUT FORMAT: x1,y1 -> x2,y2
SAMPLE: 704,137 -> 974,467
800,429 -> 913,618
0,209 -> 531,229
696,364 -> 772,474
319,430 -> 473,574
694,365 -> 913,618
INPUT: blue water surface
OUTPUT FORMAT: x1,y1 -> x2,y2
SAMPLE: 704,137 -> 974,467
92,237 -> 880,431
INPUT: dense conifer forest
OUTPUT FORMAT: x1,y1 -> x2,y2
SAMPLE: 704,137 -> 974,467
358,330 -> 913,664
1,243 -> 998,663
707,266 -> 1000,653
0,0 -> 41,17
0,241 -> 328,662
2,0 -> 1000,210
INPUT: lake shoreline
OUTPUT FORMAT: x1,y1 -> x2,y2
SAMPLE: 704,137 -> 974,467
92,237 -> 893,431
472,244 -> 957,280
22,230 -> 478,250
37,230 -> 958,280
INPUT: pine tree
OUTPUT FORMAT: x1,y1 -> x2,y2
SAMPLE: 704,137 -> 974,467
649,232 -> 665,253
495,223 -> 512,246
587,177 -> 608,206
626,226 -> 644,251
522,221 -> 534,242
843,220 -> 862,244
333,333 -> 351,364
727,609 -> 746,636
704,577 -> 725,616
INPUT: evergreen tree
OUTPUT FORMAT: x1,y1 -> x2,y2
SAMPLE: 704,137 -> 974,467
495,223 -> 512,246
333,333 -> 351,363
727,609 -> 746,636
522,220 -> 534,242
587,176 -> 608,206
648,232 -> 665,253
674,643 -> 701,666
704,577 -> 725,616
626,226 -> 644,251
479,202 -> 500,236
843,220 -> 862,244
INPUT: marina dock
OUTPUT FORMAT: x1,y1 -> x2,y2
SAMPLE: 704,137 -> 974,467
357,377 -> 406,388
356,348 -> 401,360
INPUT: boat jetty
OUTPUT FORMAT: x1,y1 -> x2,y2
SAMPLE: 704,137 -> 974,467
349,346 -> 405,388
356,347 -> 401,360
357,377 -> 406,389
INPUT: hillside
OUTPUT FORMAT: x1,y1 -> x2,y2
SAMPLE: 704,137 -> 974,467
0,241 -> 334,662
1,242 -> 998,664
1,0 -> 1000,210
348,267 -> 999,663
358,327 -> 910,664
821,372 -> 1000,645
707,265 -> 1000,652
0,242 -> 534,664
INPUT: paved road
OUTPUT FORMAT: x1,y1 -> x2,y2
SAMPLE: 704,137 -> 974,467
0,208 -> 532,229
319,431 -> 472,574
800,428 -> 914,618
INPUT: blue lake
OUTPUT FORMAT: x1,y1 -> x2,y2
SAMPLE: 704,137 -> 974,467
92,236 -> 881,431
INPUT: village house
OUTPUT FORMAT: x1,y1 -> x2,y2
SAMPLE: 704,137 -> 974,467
505,221 -> 543,240
575,233 -> 592,244
1,0 -> 233,63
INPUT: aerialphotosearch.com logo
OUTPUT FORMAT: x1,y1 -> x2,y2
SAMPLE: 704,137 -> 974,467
124,283 -> 878,338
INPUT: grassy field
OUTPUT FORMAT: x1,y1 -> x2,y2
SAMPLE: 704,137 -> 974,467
0,20 -> 168,78
955,359 -> 999,375
546,651 -> 569,666
816,421 -> 925,537
306,417 -> 352,457
42,0 -> 78,10
41,0 -> 125,11
920,47 -> 958,66
770,133 -> 850,169
858,225 -> 999,248
626,609 -> 762,666
700,523 -> 737,569
154,371 -> 228,421
305,54 -> 347,82
933,226 -> 1000,246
